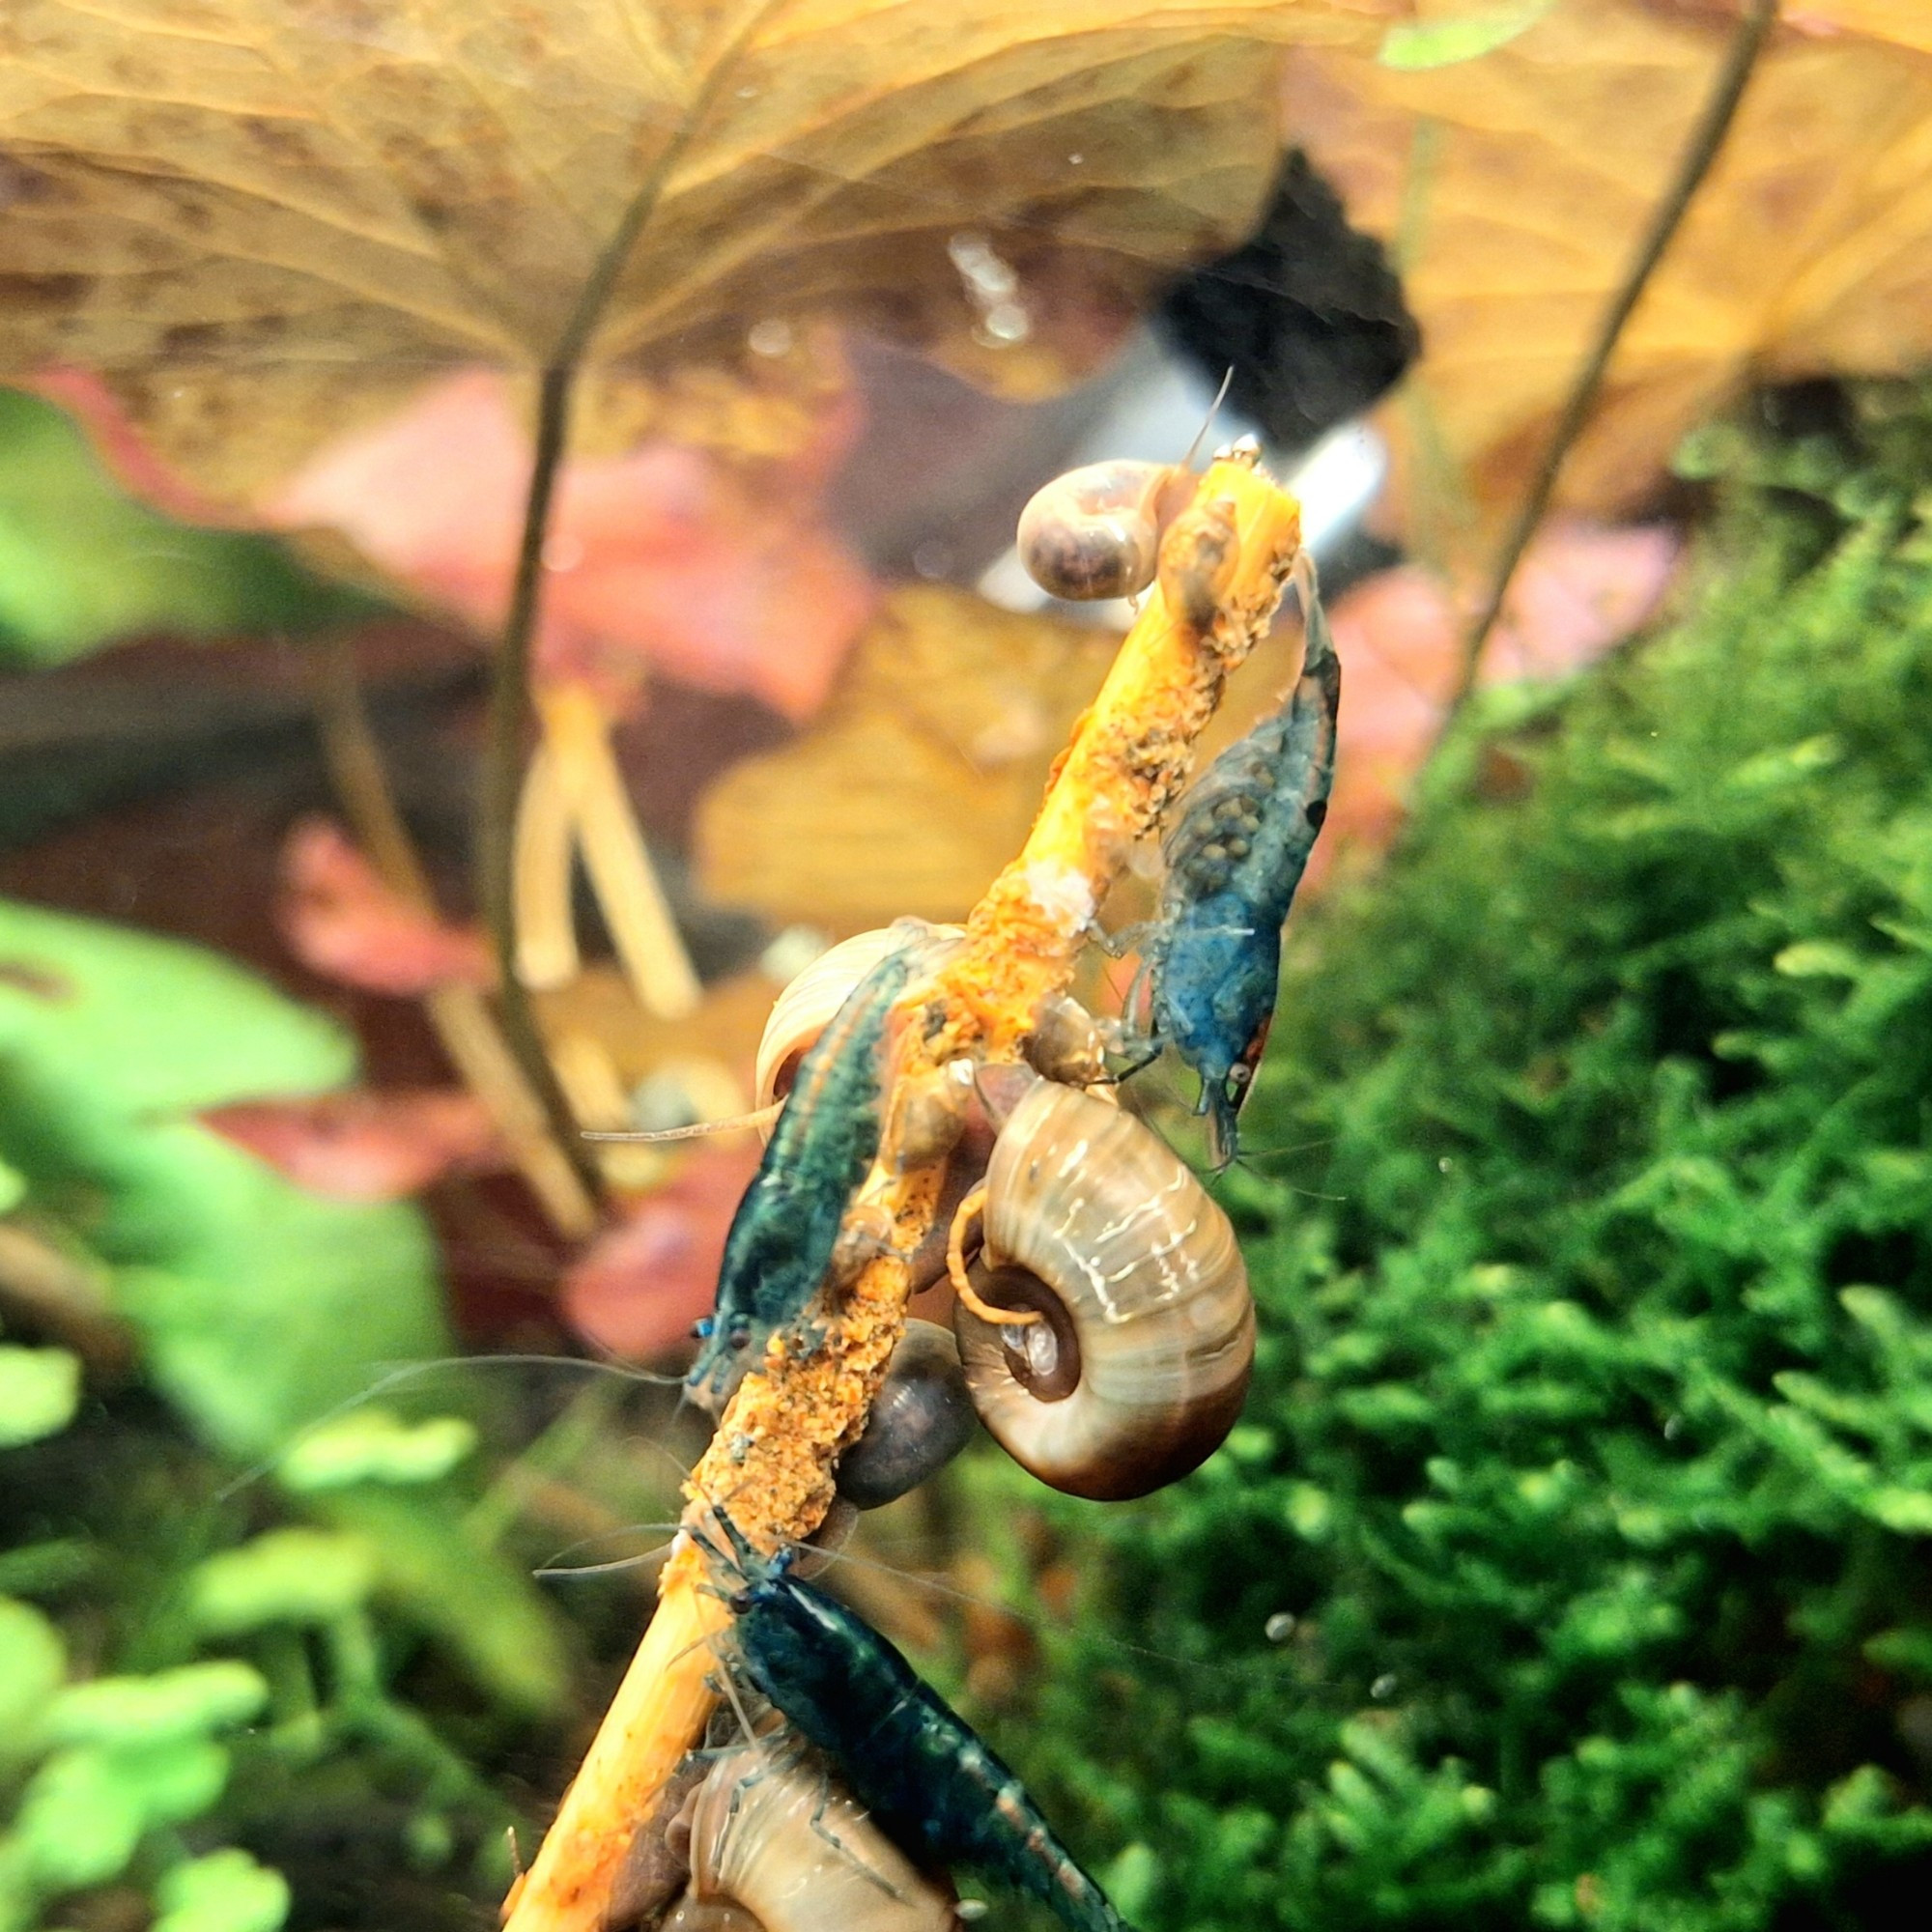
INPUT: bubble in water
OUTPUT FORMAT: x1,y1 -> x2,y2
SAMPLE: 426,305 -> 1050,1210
955,1902 -> 989,1922
1370,1672 -> 1397,1700
1264,1612 -> 1296,1643
747,318 -> 793,357
979,300 -> 1031,345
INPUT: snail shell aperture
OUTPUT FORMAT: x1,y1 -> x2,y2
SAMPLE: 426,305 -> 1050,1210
836,1320 -> 978,1510
668,1746 -> 954,1932
953,1079 -> 1254,1500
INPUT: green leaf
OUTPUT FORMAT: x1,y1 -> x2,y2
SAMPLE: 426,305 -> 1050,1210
1378,0 -> 1555,71
189,1530 -> 377,1634
0,1347 -> 79,1448
0,387 -> 369,667
0,1597 -> 66,1759
0,1152 -> 23,1213
1775,941 -> 1864,980
0,896 -> 444,1455
13,1746 -> 146,1889
277,1410 -> 478,1492
1098,1842 -> 1160,1920
154,1851 -> 291,1932
0,896 -> 569,1709
47,1662 -> 267,1746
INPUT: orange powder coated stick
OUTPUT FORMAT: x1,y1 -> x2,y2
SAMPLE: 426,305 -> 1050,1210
502,451 -> 1302,1932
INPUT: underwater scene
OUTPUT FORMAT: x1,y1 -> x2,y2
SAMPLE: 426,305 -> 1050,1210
5,3 -> 1932,1929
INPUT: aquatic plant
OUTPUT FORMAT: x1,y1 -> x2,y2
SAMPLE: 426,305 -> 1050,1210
981,382 -> 1932,1930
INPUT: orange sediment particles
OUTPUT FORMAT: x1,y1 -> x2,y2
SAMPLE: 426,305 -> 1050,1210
501,451 -> 1301,1932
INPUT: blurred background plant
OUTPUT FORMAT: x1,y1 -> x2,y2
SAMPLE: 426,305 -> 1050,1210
4,0 -> 1932,1927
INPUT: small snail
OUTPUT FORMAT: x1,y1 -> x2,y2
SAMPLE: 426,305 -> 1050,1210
754,924 -> 965,1122
952,1078 -> 1254,1501
668,1746 -> 955,1932
836,1320 -> 979,1510
1015,374 -> 1241,604
1015,461 -> 1202,603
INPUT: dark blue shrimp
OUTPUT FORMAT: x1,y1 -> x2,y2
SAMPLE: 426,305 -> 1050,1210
689,931 -> 923,1401
1143,575 -> 1340,1168
706,1515 -> 1136,1932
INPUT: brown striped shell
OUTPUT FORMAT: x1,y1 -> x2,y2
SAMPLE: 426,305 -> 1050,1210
953,1078 -> 1254,1500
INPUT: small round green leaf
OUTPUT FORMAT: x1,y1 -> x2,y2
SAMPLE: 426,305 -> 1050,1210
153,1850 -> 291,1932
0,1596 -> 66,1756
13,1745 -> 145,1889
48,1662 -> 266,1746
1378,0 -> 1555,71
0,1347 -> 80,1448
189,1529 -> 377,1634
278,1409 -> 476,1492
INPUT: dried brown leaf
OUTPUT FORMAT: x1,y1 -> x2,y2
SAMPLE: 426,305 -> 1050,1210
1,0 -> 1387,500
1283,0 -> 1932,534
694,583 -> 1117,927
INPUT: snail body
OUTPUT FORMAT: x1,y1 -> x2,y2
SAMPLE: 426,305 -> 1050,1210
953,1078 -> 1253,1500
670,1746 -> 955,1932
1015,460 -> 1199,603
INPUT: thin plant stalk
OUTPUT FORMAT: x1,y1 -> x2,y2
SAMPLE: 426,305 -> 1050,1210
474,1 -> 782,1168
538,685 -> 701,1019
1450,0 -> 1780,710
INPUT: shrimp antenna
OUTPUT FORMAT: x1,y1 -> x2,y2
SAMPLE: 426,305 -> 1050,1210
213,1349 -> 691,1502
533,1522 -> 684,1580
1179,365 -> 1236,472
584,1101 -> 783,1144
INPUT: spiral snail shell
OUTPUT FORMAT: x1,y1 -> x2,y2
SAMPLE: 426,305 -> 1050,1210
836,1320 -> 979,1510
952,1078 -> 1254,1501
668,1747 -> 955,1932
1015,460 -> 1199,603
754,924 -> 965,1122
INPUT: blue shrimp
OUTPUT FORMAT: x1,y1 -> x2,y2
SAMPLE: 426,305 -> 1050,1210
1141,568 -> 1340,1168
704,1515 -> 1138,1932
689,927 -> 927,1402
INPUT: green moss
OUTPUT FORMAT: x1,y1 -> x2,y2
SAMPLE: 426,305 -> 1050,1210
1000,384 -> 1932,1931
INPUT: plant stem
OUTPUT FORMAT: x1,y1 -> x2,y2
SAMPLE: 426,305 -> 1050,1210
473,0 -> 785,1182
1449,0 -> 1779,710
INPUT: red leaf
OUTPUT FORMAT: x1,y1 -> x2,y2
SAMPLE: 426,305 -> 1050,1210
561,1140 -> 762,1361
277,817 -> 492,996
1317,519 -> 1680,869
204,1089 -> 504,1200
266,367 -> 876,721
